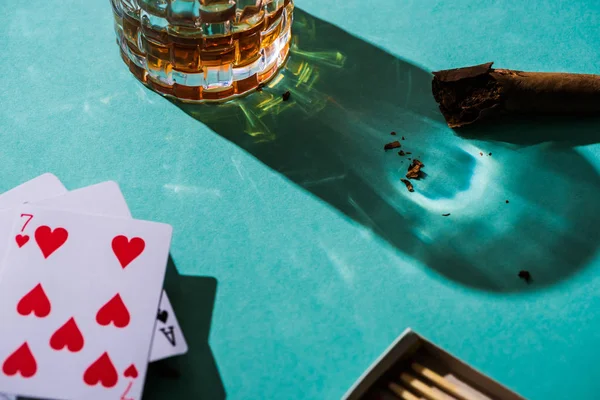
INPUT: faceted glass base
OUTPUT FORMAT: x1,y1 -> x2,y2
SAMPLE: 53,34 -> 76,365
112,0 -> 294,103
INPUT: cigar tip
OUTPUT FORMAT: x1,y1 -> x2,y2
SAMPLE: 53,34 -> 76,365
433,62 -> 494,82
432,64 -> 504,128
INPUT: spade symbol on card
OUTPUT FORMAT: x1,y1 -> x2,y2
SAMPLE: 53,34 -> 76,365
157,309 -> 168,324
2,342 -> 37,378
17,283 -> 51,318
15,234 -> 29,248
159,326 -> 177,347
34,226 -> 68,259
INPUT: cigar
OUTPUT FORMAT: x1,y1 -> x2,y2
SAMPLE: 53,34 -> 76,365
431,62 -> 600,128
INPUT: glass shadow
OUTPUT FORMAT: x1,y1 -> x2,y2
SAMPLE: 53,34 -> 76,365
170,9 -> 600,293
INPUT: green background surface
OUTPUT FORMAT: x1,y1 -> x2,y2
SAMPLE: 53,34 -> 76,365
2,0 -> 600,399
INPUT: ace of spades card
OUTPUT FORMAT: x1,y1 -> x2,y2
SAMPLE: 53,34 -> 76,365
0,205 -> 172,400
151,293 -> 188,362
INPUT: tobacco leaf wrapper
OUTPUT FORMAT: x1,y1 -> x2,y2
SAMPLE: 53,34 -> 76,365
432,62 -> 600,128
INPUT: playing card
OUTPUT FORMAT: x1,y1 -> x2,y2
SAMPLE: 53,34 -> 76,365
0,205 -> 172,400
0,174 -> 68,400
33,181 -> 129,216
33,181 -> 188,362
0,174 -> 66,210
150,292 -> 189,362
0,181 -> 187,362
0,182 -> 130,278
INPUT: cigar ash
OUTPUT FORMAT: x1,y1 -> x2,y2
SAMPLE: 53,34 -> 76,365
406,159 -> 424,180
384,141 -> 401,151
401,179 -> 414,192
518,270 -> 532,284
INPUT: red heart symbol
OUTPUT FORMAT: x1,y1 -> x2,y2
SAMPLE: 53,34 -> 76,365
15,234 -> 29,248
83,352 -> 118,388
123,364 -> 138,379
17,283 -> 51,318
34,226 -> 68,258
96,294 -> 130,328
2,342 -> 37,378
111,235 -> 145,269
50,317 -> 84,352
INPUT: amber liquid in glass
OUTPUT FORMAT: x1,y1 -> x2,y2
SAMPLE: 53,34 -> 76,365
112,0 -> 294,102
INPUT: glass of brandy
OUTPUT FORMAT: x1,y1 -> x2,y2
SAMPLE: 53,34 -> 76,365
111,0 -> 294,102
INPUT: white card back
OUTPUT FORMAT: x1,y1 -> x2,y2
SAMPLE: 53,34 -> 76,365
0,174 -> 66,210
34,182 -> 130,217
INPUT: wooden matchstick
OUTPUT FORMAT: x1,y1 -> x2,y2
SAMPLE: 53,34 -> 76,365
388,382 -> 421,400
411,363 -> 480,400
400,372 -> 452,400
